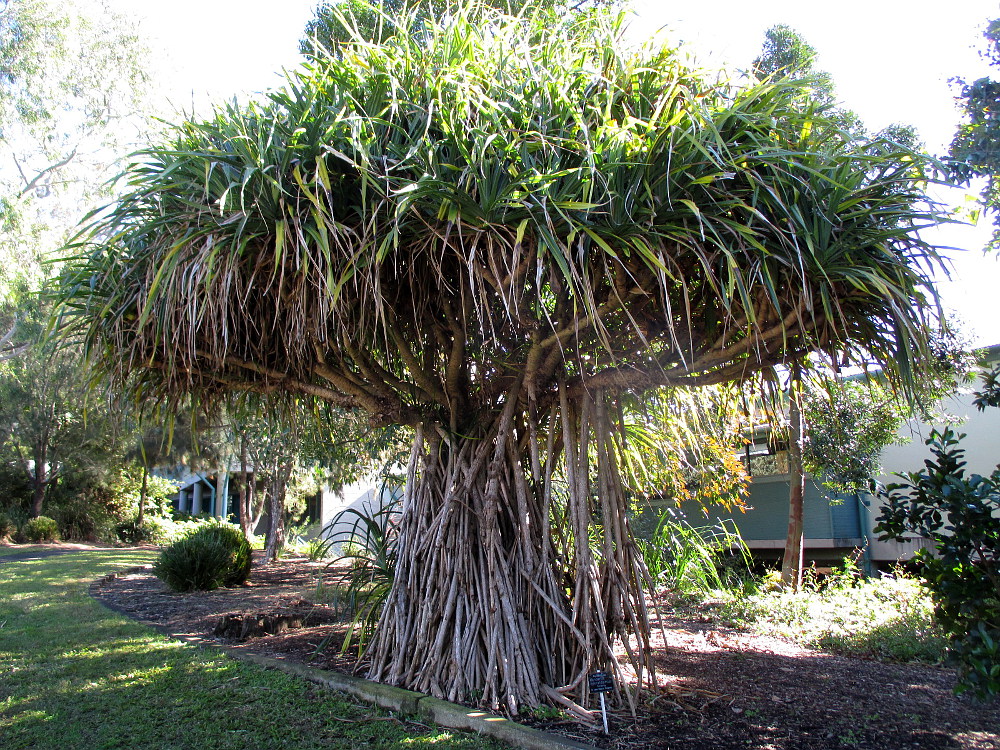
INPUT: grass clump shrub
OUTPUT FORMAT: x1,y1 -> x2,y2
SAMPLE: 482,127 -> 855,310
153,522 -> 252,592
638,510 -> 753,596
320,499 -> 400,654
717,562 -> 947,663
23,515 -> 59,543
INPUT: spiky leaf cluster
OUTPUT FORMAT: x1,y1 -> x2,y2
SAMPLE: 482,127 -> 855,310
58,5 -> 945,432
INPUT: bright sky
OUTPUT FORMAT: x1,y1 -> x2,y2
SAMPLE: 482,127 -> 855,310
112,0 -> 1000,347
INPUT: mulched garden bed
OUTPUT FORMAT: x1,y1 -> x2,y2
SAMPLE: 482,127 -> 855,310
92,553 -> 1000,750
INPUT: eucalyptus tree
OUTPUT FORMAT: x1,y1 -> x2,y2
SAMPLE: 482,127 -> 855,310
57,6 -> 948,711
0,301 -> 119,518
0,0 -> 150,307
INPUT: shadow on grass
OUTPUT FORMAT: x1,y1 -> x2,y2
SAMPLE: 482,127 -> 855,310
0,550 -> 501,750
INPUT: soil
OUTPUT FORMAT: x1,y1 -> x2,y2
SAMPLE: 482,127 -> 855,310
85,551 -> 1000,750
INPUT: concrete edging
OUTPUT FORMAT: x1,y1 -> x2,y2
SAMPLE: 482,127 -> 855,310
89,567 -> 596,750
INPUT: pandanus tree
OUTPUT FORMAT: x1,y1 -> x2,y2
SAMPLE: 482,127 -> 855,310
56,6 -> 947,711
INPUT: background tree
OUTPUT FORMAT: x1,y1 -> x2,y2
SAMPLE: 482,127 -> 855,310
225,397 -> 397,553
802,378 -> 905,495
752,23 -> 834,103
616,385 -> 750,512
58,5 -> 950,710
0,0 -> 152,533
0,0 -> 150,307
950,18 -> 1000,249
300,0 -> 613,54
751,24 -> 934,589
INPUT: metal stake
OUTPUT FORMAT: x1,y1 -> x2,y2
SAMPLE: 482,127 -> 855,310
599,692 -> 608,735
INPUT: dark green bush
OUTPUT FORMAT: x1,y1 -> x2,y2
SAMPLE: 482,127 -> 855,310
876,427 -> 1000,698
23,516 -> 59,543
115,517 -> 168,545
0,512 -> 15,540
154,523 -> 252,592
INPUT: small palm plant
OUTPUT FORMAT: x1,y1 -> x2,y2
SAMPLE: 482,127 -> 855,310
639,510 -> 751,595
322,497 -> 401,656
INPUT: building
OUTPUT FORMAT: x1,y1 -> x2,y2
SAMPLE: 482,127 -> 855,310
657,345 -> 1000,568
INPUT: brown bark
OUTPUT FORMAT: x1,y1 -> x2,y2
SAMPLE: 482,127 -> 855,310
137,465 -> 149,525
239,436 -> 252,540
30,440 -> 47,518
264,458 -> 294,563
367,385 -> 654,714
781,365 -> 806,590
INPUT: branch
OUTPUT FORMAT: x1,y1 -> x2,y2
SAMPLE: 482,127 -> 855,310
381,308 -> 448,408
0,320 -> 29,361
18,148 -> 79,196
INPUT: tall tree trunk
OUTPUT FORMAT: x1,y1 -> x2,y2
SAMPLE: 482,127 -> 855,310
239,435 -> 252,540
367,384 -> 654,714
781,365 -> 806,590
31,440 -> 47,518
137,464 -> 149,525
215,470 -> 226,519
250,478 -> 264,532
264,458 -> 294,563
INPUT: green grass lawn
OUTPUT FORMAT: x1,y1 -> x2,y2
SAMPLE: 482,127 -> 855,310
0,549 -> 504,750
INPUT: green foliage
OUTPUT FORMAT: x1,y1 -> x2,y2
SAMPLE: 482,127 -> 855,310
58,4 -> 951,421
22,514 -> 58,542
752,24 -> 834,101
322,499 -> 400,655
0,511 -> 15,539
300,535 -> 332,561
115,517 -> 168,545
950,18 -> 1000,247
802,379 -> 905,495
300,0 -> 612,55
153,523 -> 252,592
718,563 -> 948,663
875,428 -> 1000,697
616,386 -> 750,510
638,510 -> 750,595
973,363 -> 1000,411
154,514 -> 238,544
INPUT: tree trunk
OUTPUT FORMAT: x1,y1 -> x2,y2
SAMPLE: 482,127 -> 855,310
137,464 -> 149,525
264,458 -> 294,563
215,470 -> 226,519
366,384 -> 654,714
31,440 -> 47,518
250,478 -> 264,532
239,436 -> 251,540
781,366 -> 806,590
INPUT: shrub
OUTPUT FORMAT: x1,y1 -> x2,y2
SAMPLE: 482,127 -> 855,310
321,500 -> 399,654
0,512 -> 15,540
23,516 -> 59,543
301,536 -> 332,562
153,523 -> 252,592
717,564 -> 947,663
875,427 -> 1000,697
637,510 -> 752,595
115,517 -> 169,545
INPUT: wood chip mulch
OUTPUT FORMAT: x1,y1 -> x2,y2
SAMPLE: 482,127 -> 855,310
91,554 -> 1000,750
